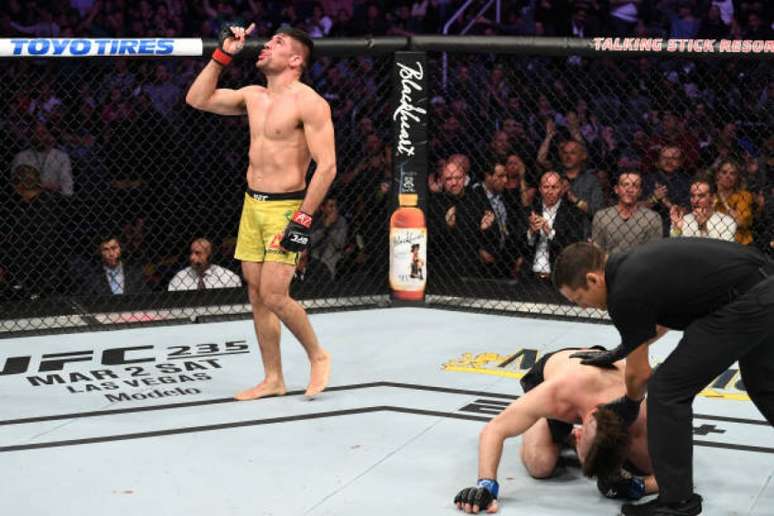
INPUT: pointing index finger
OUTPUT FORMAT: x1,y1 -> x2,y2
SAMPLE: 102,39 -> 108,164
245,22 -> 256,35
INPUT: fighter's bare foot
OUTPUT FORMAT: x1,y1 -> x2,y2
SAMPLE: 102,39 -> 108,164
234,380 -> 287,401
305,350 -> 331,398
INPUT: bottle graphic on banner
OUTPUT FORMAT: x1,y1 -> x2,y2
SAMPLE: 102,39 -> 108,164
390,191 -> 426,300
390,51 -> 428,302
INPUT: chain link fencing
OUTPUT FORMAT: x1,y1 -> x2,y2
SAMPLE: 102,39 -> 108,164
424,50 -> 773,317
0,53 -> 394,334
1,42 -> 772,334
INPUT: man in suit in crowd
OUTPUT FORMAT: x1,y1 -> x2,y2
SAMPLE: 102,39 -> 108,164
523,171 -> 585,296
80,235 -> 148,296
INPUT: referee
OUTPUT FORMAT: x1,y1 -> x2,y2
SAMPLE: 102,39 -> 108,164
552,238 -> 774,516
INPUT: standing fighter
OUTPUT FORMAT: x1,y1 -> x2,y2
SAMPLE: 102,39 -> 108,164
553,239 -> 774,515
186,24 -> 335,399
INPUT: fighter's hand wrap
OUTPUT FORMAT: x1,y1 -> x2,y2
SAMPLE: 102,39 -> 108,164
597,470 -> 646,500
212,25 -> 236,66
602,394 -> 643,428
453,479 -> 499,511
280,211 -> 313,253
569,345 -> 627,368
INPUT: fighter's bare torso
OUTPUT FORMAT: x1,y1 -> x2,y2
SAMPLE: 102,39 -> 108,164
241,81 -> 317,193
544,349 -> 652,473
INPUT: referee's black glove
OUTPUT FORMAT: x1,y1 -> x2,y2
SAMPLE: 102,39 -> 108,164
570,345 -> 627,368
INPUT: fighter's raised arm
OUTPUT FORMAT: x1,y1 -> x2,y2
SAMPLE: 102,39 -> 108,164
185,23 -> 256,116
455,378 -> 574,514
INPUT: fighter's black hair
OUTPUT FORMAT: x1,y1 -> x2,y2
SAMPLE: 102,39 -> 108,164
276,26 -> 313,70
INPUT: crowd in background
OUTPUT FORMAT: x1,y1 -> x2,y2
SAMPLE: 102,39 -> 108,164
0,0 -> 773,303
1,1 -> 772,40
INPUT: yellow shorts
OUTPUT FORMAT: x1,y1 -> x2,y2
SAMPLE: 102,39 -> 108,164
234,191 -> 304,266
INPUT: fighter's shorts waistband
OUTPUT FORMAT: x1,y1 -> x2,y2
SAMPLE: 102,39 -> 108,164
245,188 -> 306,201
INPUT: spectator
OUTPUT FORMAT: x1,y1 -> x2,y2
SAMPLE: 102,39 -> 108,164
481,66 -> 511,120
427,159 -> 480,281
327,8 -> 355,36
670,176 -> 736,240
101,58 -> 137,100
534,0 -> 572,36
564,5 -> 601,39
470,162 -> 527,279
60,87 -> 101,167
642,145 -> 692,236
143,63 -> 183,119
707,122 -> 748,169
502,117 -> 539,177
354,3 -> 388,35
448,154 -> 472,184
80,235 -> 148,296
592,170 -> 663,256
9,5 -> 60,37
0,164 -> 67,297
557,139 -> 604,223
323,0 -> 353,17
339,131 -> 390,278
410,0 -> 442,33
70,0 -> 97,18
11,122 -> 74,196
696,3 -> 731,39
489,130 -> 514,165
119,215 -> 153,266
608,0 -> 640,36
168,238 -> 242,291
712,0 -> 735,25
427,156 -> 447,194
523,171 -> 585,287
216,236 -> 241,275
305,2 -> 333,37
434,116 -> 468,160
447,64 -> 481,110
340,132 -> 388,208
713,160 -> 754,245
645,110 -> 701,173
670,0 -> 701,39
27,81 -> 63,124
504,153 -> 536,208
387,3 -> 413,36
742,10 -> 774,39
101,86 -> 134,125
303,196 -> 349,281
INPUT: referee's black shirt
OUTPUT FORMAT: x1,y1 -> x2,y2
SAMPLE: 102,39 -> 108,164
605,238 -> 770,354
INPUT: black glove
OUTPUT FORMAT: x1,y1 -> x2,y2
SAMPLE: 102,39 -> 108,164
597,470 -> 646,500
602,394 -> 643,428
280,210 -> 313,253
570,345 -> 627,368
454,479 -> 499,511
212,24 -> 236,66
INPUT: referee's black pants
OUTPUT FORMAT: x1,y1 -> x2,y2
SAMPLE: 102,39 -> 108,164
647,276 -> 774,503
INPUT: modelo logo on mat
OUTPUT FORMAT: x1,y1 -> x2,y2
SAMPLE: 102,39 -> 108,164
442,348 -> 751,402
0,340 -> 249,401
